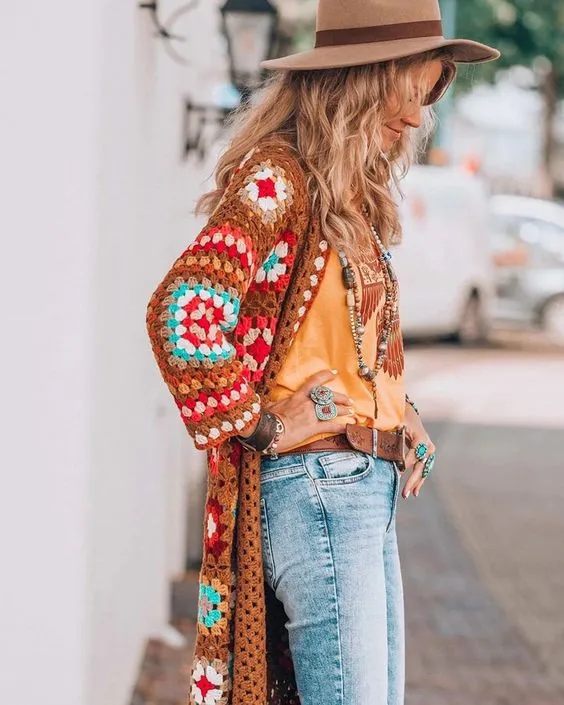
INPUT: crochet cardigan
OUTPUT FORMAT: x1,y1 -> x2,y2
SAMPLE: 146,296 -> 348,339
146,138 -> 332,704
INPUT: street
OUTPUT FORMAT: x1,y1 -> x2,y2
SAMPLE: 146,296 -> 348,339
402,340 -> 564,704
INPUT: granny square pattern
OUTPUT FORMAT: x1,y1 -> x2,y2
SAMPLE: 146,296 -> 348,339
238,160 -> 295,226
146,141 -> 329,704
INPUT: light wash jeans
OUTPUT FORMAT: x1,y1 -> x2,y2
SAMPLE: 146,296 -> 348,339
259,449 -> 405,705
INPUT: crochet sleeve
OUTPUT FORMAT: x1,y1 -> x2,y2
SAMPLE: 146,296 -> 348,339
145,147 -> 306,450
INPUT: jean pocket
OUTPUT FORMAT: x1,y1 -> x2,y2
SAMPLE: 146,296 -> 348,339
260,497 -> 277,588
260,454 -> 305,483
315,450 -> 372,485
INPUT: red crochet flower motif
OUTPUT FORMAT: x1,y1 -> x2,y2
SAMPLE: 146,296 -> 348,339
235,315 -> 277,383
256,177 -> 277,199
190,657 -> 228,705
238,161 -> 294,225
194,673 -> 215,699
204,498 -> 227,560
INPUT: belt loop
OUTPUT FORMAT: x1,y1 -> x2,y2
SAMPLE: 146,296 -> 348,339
372,428 -> 378,457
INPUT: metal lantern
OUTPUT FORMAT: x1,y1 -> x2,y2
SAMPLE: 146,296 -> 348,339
220,0 -> 279,93
139,0 -> 280,160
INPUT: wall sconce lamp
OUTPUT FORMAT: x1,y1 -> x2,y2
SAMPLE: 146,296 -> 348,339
139,0 -> 279,161
183,0 -> 279,160
220,0 -> 279,95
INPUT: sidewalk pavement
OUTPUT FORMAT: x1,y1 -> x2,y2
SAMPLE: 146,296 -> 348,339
401,421 -> 564,705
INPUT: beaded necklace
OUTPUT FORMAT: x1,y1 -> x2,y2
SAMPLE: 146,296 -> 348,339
337,204 -> 399,417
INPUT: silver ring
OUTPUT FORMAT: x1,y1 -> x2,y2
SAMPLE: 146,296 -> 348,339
314,401 -> 338,421
309,385 -> 338,421
309,385 -> 334,405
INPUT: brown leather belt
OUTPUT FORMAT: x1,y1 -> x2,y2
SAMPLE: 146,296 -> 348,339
278,423 -> 406,469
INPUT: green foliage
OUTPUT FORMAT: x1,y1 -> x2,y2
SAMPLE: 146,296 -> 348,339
454,0 -> 564,94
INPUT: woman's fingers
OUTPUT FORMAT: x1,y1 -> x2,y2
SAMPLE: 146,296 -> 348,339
297,368 -> 339,397
413,477 -> 426,497
332,391 -> 355,406
403,440 -> 436,499
296,369 -> 356,423
402,462 -> 424,498
404,447 -> 418,471
412,463 -> 432,496
335,403 -> 356,417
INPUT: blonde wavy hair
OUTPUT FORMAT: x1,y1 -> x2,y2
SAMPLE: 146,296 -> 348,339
196,48 -> 456,262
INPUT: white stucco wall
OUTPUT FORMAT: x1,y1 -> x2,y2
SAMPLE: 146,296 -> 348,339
0,1 -> 229,704
0,3 -> 98,704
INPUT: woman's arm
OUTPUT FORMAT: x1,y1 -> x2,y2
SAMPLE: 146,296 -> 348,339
145,146 -> 306,450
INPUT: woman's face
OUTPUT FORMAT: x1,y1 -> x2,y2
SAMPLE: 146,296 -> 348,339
381,59 -> 444,152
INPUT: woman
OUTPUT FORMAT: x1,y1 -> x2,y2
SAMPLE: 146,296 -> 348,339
145,1 -> 500,703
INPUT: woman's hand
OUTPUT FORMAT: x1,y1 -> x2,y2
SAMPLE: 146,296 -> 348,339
263,369 -> 357,453
401,402 -> 436,500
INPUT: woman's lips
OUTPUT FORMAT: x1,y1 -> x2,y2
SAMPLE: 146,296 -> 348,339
386,125 -> 403,139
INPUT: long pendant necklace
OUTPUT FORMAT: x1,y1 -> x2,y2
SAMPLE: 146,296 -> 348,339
337,204 -> 399,417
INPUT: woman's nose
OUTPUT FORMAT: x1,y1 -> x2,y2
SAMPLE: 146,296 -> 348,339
402,105 -> 422,129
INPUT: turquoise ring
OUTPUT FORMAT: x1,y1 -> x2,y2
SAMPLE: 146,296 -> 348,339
414,442 -> 429,462
309,385 -> 338,421
309,385 -> 335,405
314,401 -> 338,421
422,453 -> 436,479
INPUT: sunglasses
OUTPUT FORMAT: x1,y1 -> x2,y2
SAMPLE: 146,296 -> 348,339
422,63 -> 458,106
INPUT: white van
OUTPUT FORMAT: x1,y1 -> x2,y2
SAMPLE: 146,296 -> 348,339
391,165 -> 494,343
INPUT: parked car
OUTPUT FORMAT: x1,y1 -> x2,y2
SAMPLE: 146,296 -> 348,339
392,165 -> 494,343
488,195 -> 564,344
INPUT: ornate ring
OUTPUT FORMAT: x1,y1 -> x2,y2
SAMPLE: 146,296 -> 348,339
422,453 -> 436,479
314,401 -> 338,421
414,442 -> 429,462
309,385 -> 335,405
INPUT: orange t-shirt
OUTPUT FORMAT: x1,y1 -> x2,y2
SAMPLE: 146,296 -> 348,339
268,247 -> 406,452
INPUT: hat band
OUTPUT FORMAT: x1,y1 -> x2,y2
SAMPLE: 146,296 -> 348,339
315,20 -> 444,48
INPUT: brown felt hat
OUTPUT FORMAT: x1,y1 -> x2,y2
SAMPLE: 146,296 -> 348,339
261,0 -> 500,71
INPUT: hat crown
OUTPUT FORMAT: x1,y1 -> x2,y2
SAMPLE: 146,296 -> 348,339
317,0 -> 442,32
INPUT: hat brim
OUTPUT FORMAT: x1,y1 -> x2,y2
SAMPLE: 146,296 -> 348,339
261,36 -> 500,71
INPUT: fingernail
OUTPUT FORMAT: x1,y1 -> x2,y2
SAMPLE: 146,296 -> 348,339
348,407 -> 355,414
404,490 -> 410,499
414,489 -> 419,497
331,369 -> 338,375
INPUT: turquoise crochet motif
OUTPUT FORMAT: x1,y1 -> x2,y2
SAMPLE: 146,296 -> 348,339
198,583 -> 224,629
262,250 -> 280,273
167,282 -> 240,364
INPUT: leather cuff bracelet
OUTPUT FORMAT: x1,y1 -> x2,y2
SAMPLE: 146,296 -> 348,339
237,411 -> 281,453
